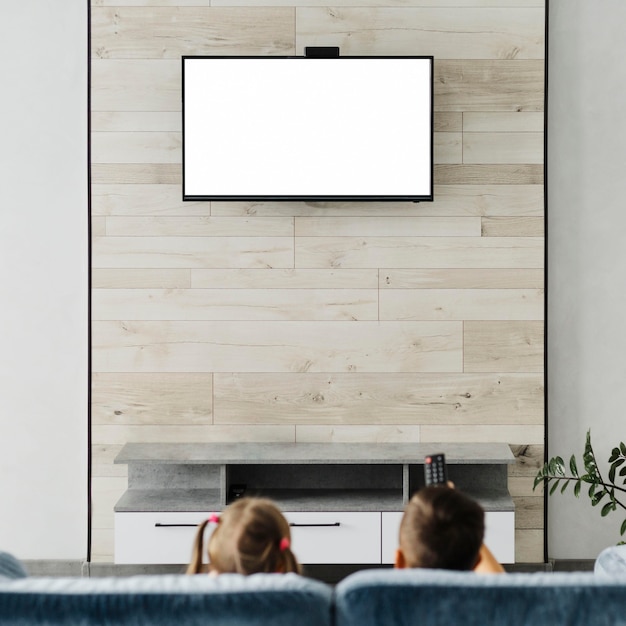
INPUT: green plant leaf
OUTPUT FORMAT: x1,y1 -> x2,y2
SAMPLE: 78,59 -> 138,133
549,457 -> 565,476
550,480 -> 561,496
621,518 -> 626,537
601,502 -> 614,517
610,448 -> 621,463
591,490 -> 606,506
583,454 -> 597,476
533,475 -> 544,491
574,480 -> 582,498
621,442 -> 626,456
619,466 -> 626,477
569,455 -> 579,477
610,460 -> 626,485
583,431 -> 599,476
560,481 -> 569,494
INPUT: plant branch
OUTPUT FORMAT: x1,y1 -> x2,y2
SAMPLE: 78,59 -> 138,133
539,474 -> 626,495
537,432 -> 626,541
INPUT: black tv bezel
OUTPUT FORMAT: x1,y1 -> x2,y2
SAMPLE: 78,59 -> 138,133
181,55 -> 434,203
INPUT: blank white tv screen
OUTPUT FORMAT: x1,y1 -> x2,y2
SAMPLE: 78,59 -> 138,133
182,56 -> 433,202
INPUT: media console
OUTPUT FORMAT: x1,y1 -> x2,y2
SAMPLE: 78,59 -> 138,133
113,442 -> 515,565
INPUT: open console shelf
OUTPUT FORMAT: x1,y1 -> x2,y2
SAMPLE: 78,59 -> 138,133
114,442 -> 515,566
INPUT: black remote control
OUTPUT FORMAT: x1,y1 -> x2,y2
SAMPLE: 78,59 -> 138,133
424,453 -> 448,487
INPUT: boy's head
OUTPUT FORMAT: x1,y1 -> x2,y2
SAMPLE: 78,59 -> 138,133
396,486 -> 485,571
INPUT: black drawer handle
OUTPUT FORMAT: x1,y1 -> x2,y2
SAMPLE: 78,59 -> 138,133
154,523 -> 198,528
289,522 -> 341,527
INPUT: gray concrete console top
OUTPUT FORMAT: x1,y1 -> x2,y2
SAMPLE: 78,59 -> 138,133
114,442 -> 515,466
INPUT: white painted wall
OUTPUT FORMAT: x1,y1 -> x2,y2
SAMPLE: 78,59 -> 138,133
0,1 -> 88,559
548,0 -> 626,558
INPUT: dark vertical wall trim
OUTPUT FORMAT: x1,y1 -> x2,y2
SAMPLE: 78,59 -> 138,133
543,0 -> 550,563
87,0 -> 92,563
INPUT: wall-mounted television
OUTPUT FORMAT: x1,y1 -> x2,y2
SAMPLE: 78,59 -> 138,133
182,55 -> 433,202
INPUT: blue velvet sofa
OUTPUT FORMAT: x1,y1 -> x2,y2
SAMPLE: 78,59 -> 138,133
3,550 -> 626,626
0,569 -> 333,626
334,568 -> 626,626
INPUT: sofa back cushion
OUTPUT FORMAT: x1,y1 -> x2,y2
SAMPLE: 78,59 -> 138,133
595,545 -> 626,577
0,572 -> 332,626
0,552 -> 28,580
335,568 -> 626,626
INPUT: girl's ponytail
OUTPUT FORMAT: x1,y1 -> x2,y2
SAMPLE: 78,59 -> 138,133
186,518 -> 210,575
279,539 -> 300,574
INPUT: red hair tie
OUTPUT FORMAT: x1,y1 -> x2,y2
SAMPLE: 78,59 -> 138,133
279,537 -> 290,552
208,513 -> 220,524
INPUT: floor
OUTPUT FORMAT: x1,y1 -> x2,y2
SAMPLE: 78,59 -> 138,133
20,560 -> 595,583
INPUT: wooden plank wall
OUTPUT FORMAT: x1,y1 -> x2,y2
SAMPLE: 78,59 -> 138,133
90,0 -> 545,563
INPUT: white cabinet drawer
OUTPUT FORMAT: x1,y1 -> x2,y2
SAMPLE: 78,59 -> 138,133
115,512 -> 214,565
284,512 -> 381,564
116,511 -> 382,565
381,512 -> 404,564
484,511 -> 515,564
381,510 -> 515,565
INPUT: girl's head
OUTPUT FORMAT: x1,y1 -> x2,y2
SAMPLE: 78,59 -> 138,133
187,497 -> 301,575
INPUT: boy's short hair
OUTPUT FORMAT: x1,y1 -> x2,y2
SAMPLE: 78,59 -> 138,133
399,486 -> 485,571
